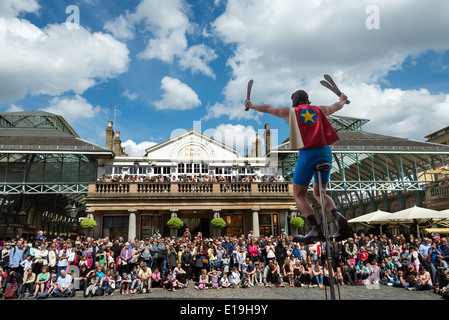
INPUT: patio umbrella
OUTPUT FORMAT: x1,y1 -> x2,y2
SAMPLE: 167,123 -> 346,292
348,210 -> 393,224
372,206 -> 449,239
348,210 -> 394,234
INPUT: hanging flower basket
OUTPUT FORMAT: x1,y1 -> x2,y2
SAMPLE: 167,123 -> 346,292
289,217 -> 305,228
167,217 -> 184,229
211,217 -> 226,229
80,218 -> 97,230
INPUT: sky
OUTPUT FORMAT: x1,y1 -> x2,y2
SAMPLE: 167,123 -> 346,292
1,0 -> 449,157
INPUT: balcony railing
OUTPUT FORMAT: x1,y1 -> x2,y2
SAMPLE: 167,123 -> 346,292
90,181 -> 291,196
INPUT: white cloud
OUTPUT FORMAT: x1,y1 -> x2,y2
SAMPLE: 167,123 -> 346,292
0,17 -> 129,104
43,95 -> 104,123
122,89 -> 138,101
213,123 -> 258,156
153,76 -> 201,110
204,0 -> 449,134
122,139 -> 157,156
104,0 -> 217,77
179,44 -> 218,79
0,0 -> 40,18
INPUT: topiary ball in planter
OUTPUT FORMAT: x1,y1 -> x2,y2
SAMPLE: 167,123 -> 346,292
167,217 -> 184,229
289,217 -> 305,228
80,218 -> 97,230
211,217 -> 226,229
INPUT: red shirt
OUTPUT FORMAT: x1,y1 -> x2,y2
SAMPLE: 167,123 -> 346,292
294,104 -> 340,149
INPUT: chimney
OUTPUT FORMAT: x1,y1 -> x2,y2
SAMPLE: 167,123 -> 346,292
255,133 -> 262,157
105,121 -> 114,150
264,123 -> 271,156
113,131 -> 122,156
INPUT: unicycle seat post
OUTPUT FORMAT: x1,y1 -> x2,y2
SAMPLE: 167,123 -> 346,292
314,162 -> 337,300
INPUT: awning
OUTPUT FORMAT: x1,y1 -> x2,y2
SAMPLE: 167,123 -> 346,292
423,228 -> 449,234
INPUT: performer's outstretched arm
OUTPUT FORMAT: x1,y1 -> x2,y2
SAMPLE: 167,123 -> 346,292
244,99 -> 290,122
319,93 -> 348,116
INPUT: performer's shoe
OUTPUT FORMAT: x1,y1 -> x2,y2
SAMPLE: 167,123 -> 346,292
293,225 -> 325,244
331,210 -> 350,242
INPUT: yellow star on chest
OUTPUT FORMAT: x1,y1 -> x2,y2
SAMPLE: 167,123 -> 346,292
300,110 -> 316,123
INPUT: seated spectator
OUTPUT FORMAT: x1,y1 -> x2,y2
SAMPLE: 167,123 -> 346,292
207,270 -> 221,289
382,269 -> 395,286
412,266 -> 433,291
162,268 -> 178,291
220,272 -> 231,288
53,269 -> 72,297
47,274 -> 58,296
393,270 -> 409,288
151,267 -> 162,288
19,268 -> 35,299
137,262 -> 152,293
311,261 -> 324,288
121,273 -> 131,294
4,268 -> 23,298
84,271 -> 101,297
33,265 -> 50,298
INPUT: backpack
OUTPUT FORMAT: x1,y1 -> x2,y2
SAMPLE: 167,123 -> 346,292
4,284 -> 19,299
35,292 -> 50,299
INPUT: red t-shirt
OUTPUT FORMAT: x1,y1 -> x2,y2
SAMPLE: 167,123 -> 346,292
294,104 -> 340,149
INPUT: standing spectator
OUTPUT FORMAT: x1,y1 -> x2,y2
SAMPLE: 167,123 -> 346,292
275,240 -> 288,270
166,243 -> 178,271
139,238 -> 153,268
33,242 -> 48,275
344,238 -> 358,265
156,238 -> 167,276
9,241 -> 24,275
119,242 -> 133,275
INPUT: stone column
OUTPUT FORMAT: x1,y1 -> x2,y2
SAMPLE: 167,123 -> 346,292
252,209 -> 260,237
128,209 -> 137,241
170,209 -> 179,238
290,210 -> 299,236
212,209 -> 221,238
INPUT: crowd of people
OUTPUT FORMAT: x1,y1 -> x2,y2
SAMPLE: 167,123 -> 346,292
97,174 -> 284,184
1,228 -> 448,299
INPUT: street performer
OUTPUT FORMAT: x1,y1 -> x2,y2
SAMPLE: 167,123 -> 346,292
244,89 -> 350,244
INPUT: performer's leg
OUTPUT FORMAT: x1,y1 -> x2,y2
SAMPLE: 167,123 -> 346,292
292,183 -> 325,244
312,179 -> 349,242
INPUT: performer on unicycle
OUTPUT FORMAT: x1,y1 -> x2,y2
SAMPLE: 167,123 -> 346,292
244,89 -> 350,244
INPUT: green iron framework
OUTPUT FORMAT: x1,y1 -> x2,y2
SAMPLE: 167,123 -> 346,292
271,115 -> 449,219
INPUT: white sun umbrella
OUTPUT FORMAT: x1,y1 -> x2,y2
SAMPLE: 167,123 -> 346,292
348,210 -> 393,224
372,206 -> 449,239
348,210 -> 395,234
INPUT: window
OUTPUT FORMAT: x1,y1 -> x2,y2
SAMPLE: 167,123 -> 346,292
194,163 -> 200,173
178,163 -> 185,174
113,166 -> 122,174
104,166 -> 113,175
186,163 -> 192,173
201,163 -> 209,174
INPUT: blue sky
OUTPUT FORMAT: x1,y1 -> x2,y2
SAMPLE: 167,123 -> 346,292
2,0 -> 449,156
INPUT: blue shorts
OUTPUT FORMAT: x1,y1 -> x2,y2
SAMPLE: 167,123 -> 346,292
292,145 -> 332,186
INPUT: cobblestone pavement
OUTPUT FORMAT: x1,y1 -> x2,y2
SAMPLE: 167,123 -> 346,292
44,282 -> 443,301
